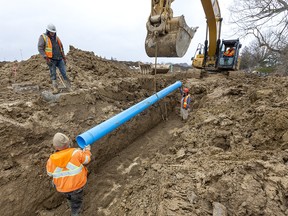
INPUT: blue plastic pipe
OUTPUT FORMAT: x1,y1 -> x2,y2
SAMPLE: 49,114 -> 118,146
76,81 -> 182,148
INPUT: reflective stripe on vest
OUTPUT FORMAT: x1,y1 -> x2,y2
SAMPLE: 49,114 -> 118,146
50,149 -> 84,178
42,34 -> 63,58
51,162 -> 83,178
183,95 -> 190,109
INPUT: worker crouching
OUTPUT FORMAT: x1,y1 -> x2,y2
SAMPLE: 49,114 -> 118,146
180,87 -> 191,121
46,133 -> 92,216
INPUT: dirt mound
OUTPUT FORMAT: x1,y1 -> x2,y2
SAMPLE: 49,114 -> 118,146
0,48 -> 288,216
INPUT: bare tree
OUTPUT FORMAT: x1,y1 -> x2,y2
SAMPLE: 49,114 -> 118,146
275,45 -> 288,75
240,39 -> 279,72
239,46 -> 255,70
230,0 -> 288,53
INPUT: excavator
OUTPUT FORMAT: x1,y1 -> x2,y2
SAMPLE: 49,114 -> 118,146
145,0 -> 242,72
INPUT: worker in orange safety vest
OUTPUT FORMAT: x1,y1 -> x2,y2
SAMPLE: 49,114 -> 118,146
224,47 -> 235,57
38,23 -> 71,94
180,87 -> 191,121
46,133 -> 91,216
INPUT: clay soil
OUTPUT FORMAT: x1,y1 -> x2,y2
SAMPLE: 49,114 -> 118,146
1,47 -> 288,216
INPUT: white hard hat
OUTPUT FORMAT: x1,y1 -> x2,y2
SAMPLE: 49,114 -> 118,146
46,23 -> 57,33
53,133 -> 70,150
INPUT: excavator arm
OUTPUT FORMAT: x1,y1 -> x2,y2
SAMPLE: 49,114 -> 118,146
201,0 -> 222,57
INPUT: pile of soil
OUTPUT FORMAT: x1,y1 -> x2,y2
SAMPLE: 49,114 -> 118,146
0,47 -> 288,216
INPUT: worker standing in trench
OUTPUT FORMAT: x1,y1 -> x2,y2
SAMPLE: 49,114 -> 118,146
180,87 -> 192,121
46,133 -> 92,216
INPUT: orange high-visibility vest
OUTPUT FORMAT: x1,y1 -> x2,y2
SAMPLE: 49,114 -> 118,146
224,48 -> 235,57
183,94 -> 191,109
42,34 -> 64,58
46,148 -> 91,193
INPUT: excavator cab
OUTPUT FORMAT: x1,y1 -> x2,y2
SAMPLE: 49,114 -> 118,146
218,39 -> 242,70
145,0 -> 198,57
192,39 -> 242,71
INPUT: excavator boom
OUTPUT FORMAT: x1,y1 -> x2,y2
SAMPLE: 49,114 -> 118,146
200,0 -> 222,57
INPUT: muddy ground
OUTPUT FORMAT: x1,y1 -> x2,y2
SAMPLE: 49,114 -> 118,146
0,47 -> 288,216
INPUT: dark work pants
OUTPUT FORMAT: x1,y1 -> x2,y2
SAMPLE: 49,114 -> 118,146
48,59 -> 68,81
63,188 -> 84,216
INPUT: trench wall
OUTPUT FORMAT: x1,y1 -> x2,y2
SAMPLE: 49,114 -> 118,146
0,72 -> 193,215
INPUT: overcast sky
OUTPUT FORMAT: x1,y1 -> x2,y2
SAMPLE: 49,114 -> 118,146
0,0 -> 240,64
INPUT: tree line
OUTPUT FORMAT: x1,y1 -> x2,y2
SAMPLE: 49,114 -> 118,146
229,0 -> 288,75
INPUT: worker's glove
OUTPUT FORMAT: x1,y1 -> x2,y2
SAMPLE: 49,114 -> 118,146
83,145 -> 91,151
63,57 -> 67,65
45,57 -> 52,66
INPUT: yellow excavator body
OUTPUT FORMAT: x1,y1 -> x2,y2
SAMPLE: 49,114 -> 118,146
192,53 -> 205,68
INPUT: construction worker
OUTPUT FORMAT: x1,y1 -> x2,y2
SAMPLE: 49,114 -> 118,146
224,47 -> 235,57
180,87 -> 191,121
38,23 -> 71,94
46,133 -> 92,216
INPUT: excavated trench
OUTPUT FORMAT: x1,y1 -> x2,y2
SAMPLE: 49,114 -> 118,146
1,72 -> 189,216
40,92 -> 181,216
39,74 -> 288,216
2,48 -> 288,216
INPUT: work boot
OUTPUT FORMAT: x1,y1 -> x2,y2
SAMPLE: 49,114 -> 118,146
52,80 -> 59,94
64,79 -> 73,92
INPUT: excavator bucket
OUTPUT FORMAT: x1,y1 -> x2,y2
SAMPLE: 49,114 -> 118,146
145,16 -> 198,57
138,62 -> 171,75
138,63 -> 152,75
151,64 -> 171,74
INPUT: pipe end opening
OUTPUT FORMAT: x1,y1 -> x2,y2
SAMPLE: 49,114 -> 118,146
76,136 -> 86,149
